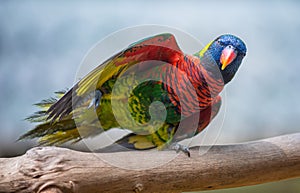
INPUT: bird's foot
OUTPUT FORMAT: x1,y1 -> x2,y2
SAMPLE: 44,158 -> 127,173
169,143 -> 190,157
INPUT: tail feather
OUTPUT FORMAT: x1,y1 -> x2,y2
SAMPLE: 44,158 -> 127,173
25,110 -> 48,122
24,90 -> 65,123
19,118 -> 80,144
20,89 -> 83,145
39,129 -> 81,146
25,97 -> 59,123
47,87 -> 76,122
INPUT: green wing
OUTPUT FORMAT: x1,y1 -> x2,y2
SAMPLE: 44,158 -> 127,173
21,33 -> 184,145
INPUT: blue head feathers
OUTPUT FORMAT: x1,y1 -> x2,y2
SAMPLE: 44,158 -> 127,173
205,34 -> 247,84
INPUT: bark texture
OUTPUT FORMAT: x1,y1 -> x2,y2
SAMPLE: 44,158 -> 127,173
0,133 -> 299,193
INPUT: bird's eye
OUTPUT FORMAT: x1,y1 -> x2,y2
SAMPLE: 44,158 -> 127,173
216,39 -> 223,45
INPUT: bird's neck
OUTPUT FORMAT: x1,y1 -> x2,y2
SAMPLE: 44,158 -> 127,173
183,54 -> 224,91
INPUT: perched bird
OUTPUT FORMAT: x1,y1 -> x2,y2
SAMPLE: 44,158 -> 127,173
20,33 -> 247,156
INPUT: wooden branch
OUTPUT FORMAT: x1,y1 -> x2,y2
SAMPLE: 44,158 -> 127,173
0,133 -> 300,193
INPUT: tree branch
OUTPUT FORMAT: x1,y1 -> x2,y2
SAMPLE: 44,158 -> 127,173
0,133 -> 300,193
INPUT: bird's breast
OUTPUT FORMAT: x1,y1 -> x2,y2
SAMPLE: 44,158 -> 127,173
163,56 -> 224,118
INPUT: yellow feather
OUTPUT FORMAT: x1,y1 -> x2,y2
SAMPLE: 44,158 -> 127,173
128,135 -> 155,149
77,59 -> 128,96
198,40 -> 214,57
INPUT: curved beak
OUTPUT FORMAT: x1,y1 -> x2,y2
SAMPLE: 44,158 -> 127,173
220,45 -> 237,70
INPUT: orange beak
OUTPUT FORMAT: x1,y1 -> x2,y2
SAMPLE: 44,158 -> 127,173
220,45 -> 237,70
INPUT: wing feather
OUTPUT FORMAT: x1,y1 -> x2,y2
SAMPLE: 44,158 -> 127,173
47,33 -> 184,121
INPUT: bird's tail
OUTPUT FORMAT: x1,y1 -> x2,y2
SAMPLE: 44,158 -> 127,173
19,90 -> 82,145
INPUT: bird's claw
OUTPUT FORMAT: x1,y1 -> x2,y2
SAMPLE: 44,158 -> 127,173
170,143 -> 190,157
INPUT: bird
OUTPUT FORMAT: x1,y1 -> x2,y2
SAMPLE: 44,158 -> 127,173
20,33 -> 247,156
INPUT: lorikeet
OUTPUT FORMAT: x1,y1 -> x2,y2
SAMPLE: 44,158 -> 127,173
20,33 -> 247,156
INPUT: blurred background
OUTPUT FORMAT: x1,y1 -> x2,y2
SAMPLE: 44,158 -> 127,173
0,0 -> 299,192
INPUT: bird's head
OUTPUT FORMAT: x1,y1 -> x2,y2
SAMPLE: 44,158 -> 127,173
199,34 -> 247,84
